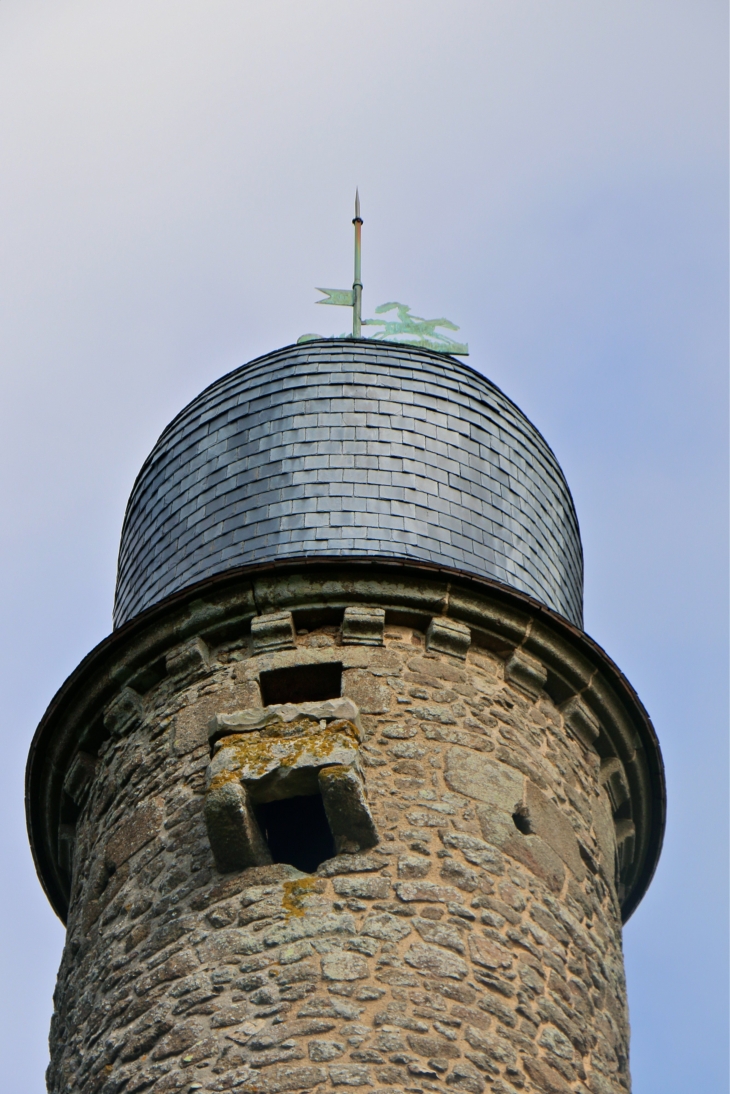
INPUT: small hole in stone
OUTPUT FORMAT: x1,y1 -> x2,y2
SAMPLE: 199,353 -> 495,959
255,794 -> 335,873
512,807 -> 533,835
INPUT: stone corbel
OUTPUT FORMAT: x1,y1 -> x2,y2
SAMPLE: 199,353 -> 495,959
426,617 -> 471,659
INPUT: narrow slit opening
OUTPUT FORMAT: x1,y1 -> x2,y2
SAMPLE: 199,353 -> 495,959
255,794 -> 335,874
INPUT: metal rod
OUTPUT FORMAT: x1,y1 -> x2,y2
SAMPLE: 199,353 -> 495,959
352,189 -> 362,338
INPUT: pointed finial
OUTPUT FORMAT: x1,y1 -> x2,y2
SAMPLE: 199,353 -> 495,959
354,188 -> 361,223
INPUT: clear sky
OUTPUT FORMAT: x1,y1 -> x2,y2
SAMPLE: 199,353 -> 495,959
0,3 -> 726,1091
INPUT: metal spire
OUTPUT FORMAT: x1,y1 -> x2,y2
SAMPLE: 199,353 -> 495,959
315,190 -> 363,338
352,189 -> 363,338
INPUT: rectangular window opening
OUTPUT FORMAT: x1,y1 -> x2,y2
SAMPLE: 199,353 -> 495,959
259,662 -> 342,707
255,794 -> 335,874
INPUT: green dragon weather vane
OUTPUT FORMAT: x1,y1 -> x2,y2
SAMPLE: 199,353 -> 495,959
298,192 -> 468,356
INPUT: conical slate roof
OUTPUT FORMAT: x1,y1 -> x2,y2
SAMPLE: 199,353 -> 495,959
114,340 -> 583,628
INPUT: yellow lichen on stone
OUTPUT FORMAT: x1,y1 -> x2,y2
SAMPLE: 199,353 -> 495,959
281,876 -> 320,918
213,720 -> 361,782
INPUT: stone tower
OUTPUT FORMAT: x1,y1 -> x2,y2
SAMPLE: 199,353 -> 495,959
27,340 -> 665,1094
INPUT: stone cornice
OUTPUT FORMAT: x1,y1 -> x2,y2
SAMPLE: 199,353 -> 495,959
26,556 -> 664,925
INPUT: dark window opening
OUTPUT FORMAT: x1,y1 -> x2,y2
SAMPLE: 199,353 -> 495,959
260,662 -> 342,706
255,794 -> 335,874
512,807 -> 533,835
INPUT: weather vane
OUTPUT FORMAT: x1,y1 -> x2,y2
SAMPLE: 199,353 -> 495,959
298,192 -> 468,356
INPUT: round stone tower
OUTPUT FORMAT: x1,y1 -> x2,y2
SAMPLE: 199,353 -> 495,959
27,340 -> 665,1094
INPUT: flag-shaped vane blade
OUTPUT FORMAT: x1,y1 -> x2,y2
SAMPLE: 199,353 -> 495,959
316,288 -> 355,307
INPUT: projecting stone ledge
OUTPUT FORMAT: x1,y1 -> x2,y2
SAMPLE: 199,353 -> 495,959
341,606 -> 385,646
208,697 -> 362,743
425,616 -> 471,659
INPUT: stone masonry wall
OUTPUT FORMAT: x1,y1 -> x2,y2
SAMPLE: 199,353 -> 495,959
48,619 -> 626,1094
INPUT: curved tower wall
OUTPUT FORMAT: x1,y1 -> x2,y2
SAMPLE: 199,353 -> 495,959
114,341 -> 583,629
27,343 -> 664,1094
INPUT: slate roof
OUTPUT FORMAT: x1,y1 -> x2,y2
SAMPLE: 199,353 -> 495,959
114,340 -> 583,628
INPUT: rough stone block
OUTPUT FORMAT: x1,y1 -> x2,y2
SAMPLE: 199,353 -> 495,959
204,779 -> 272,872
404,942 -> 468,980
504,649 -> 547,697
560,695 -> 600,749
520,781 -> 585,880
319,765 -> 378,854
332,876 -> 390,899
592,790 -> 618,884
408,1033 -> 461,1059
426,617 -> 471,660
321,951 -> 368,980
397,855 -> 431,879
309,1041 -> 345,1062
106,797 -> 163,869
316,853 -> 386,876
341,606 -> 385,646
251,611 -> 296,653
440,831 -> 504,872
443,746 -> 523,841
502,831 -> 566,893
523,1056 -> 573,1094
341,669 -> 392,714
395,881 -> 462,903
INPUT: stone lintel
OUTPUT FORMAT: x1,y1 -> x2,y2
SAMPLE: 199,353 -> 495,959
209,698 -> 362,743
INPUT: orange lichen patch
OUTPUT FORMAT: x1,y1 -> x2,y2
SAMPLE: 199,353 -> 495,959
213,721 -> 361,783
260,716 -> 320,739
281,876 -> 320,919
206,769 -> 245,794
324,719 -> 362,742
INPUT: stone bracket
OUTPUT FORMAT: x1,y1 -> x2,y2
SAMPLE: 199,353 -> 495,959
103,687 -> 143,740
615,818 -> 636,879
505,649 -> 548,697
58,823 -> 76,876
251,610 -> 296,653
600,756 -> 630,813
63,751 -> 97,807
165,636 -> 211,683
341,606 -> 385,646
426,617 -> 471,659
561,695 -> 600,749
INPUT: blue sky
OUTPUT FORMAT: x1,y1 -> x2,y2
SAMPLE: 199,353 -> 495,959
0,3 -> 726,1090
